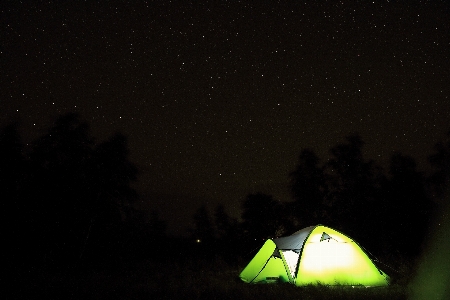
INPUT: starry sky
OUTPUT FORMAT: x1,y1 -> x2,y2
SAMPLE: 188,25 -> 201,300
2,1 -> 449,234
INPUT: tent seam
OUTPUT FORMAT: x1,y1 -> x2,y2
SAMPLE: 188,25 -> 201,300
249,244 -> 279,283
293,224 -> 320,282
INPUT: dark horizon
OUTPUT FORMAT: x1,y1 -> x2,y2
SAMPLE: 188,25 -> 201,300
2,114 -> 449,238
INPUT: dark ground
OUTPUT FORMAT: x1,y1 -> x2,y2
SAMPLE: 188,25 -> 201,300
8,253 -> 411,300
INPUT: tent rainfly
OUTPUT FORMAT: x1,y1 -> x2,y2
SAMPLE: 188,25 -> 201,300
239,225 -> 389,286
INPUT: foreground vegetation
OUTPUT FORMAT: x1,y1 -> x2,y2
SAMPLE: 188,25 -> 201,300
9,256 -> 411,300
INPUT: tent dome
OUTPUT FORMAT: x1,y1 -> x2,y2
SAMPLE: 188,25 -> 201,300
239,225 -> 389,286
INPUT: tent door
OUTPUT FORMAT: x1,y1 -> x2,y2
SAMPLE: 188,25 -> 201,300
281,250 -> 300,280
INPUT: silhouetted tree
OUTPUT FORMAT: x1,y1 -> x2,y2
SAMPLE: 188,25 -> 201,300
0,122 -> 24,200
27,113 -> 95,268
214,203 -> 238,241
241,193 -> 285,241
428,130 -> 450,201
93,132 -> 138,212
85,132 -> 139,261
289,149 -> 327,228
119,208 -> 167,260
78,132 -> 141,266
325,134 -> 382,244
22,113 -> 140,269
382,152 -> 432,257
213,203 -> 240,260
0,123 -> 27,276
147,209 -> 167,238
0,112 -> 167,276
192,204 -> 215,243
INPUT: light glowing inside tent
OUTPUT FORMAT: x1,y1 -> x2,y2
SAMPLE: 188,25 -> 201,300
301,240 -> 356,273
296,231 -> 383,285
282,250 -> 299,277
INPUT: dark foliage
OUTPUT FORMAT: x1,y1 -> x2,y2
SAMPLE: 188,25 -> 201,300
2,113 -> 450,296
1,113 -> 164,282
0,123 -> 27,279
381,153 -> 432,257
289,149 -> 327,228
214,203 -> 239,242
192,204 -> 215,244
241,193 -> 286,240
232,132 -> 444,269
428,131 -> 450,201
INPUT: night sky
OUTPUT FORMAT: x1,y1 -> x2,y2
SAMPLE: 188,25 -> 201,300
2,1 -> 449,235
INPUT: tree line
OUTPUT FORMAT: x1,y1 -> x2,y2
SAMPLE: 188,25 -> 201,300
2,112 -> 450,275
1,113 -> 166,277
191,133 -> 450,263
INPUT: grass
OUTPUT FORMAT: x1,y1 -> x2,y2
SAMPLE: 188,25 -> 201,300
10,256 -> 409,300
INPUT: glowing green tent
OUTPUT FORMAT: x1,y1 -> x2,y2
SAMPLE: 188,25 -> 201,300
239,225 -> 389,286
